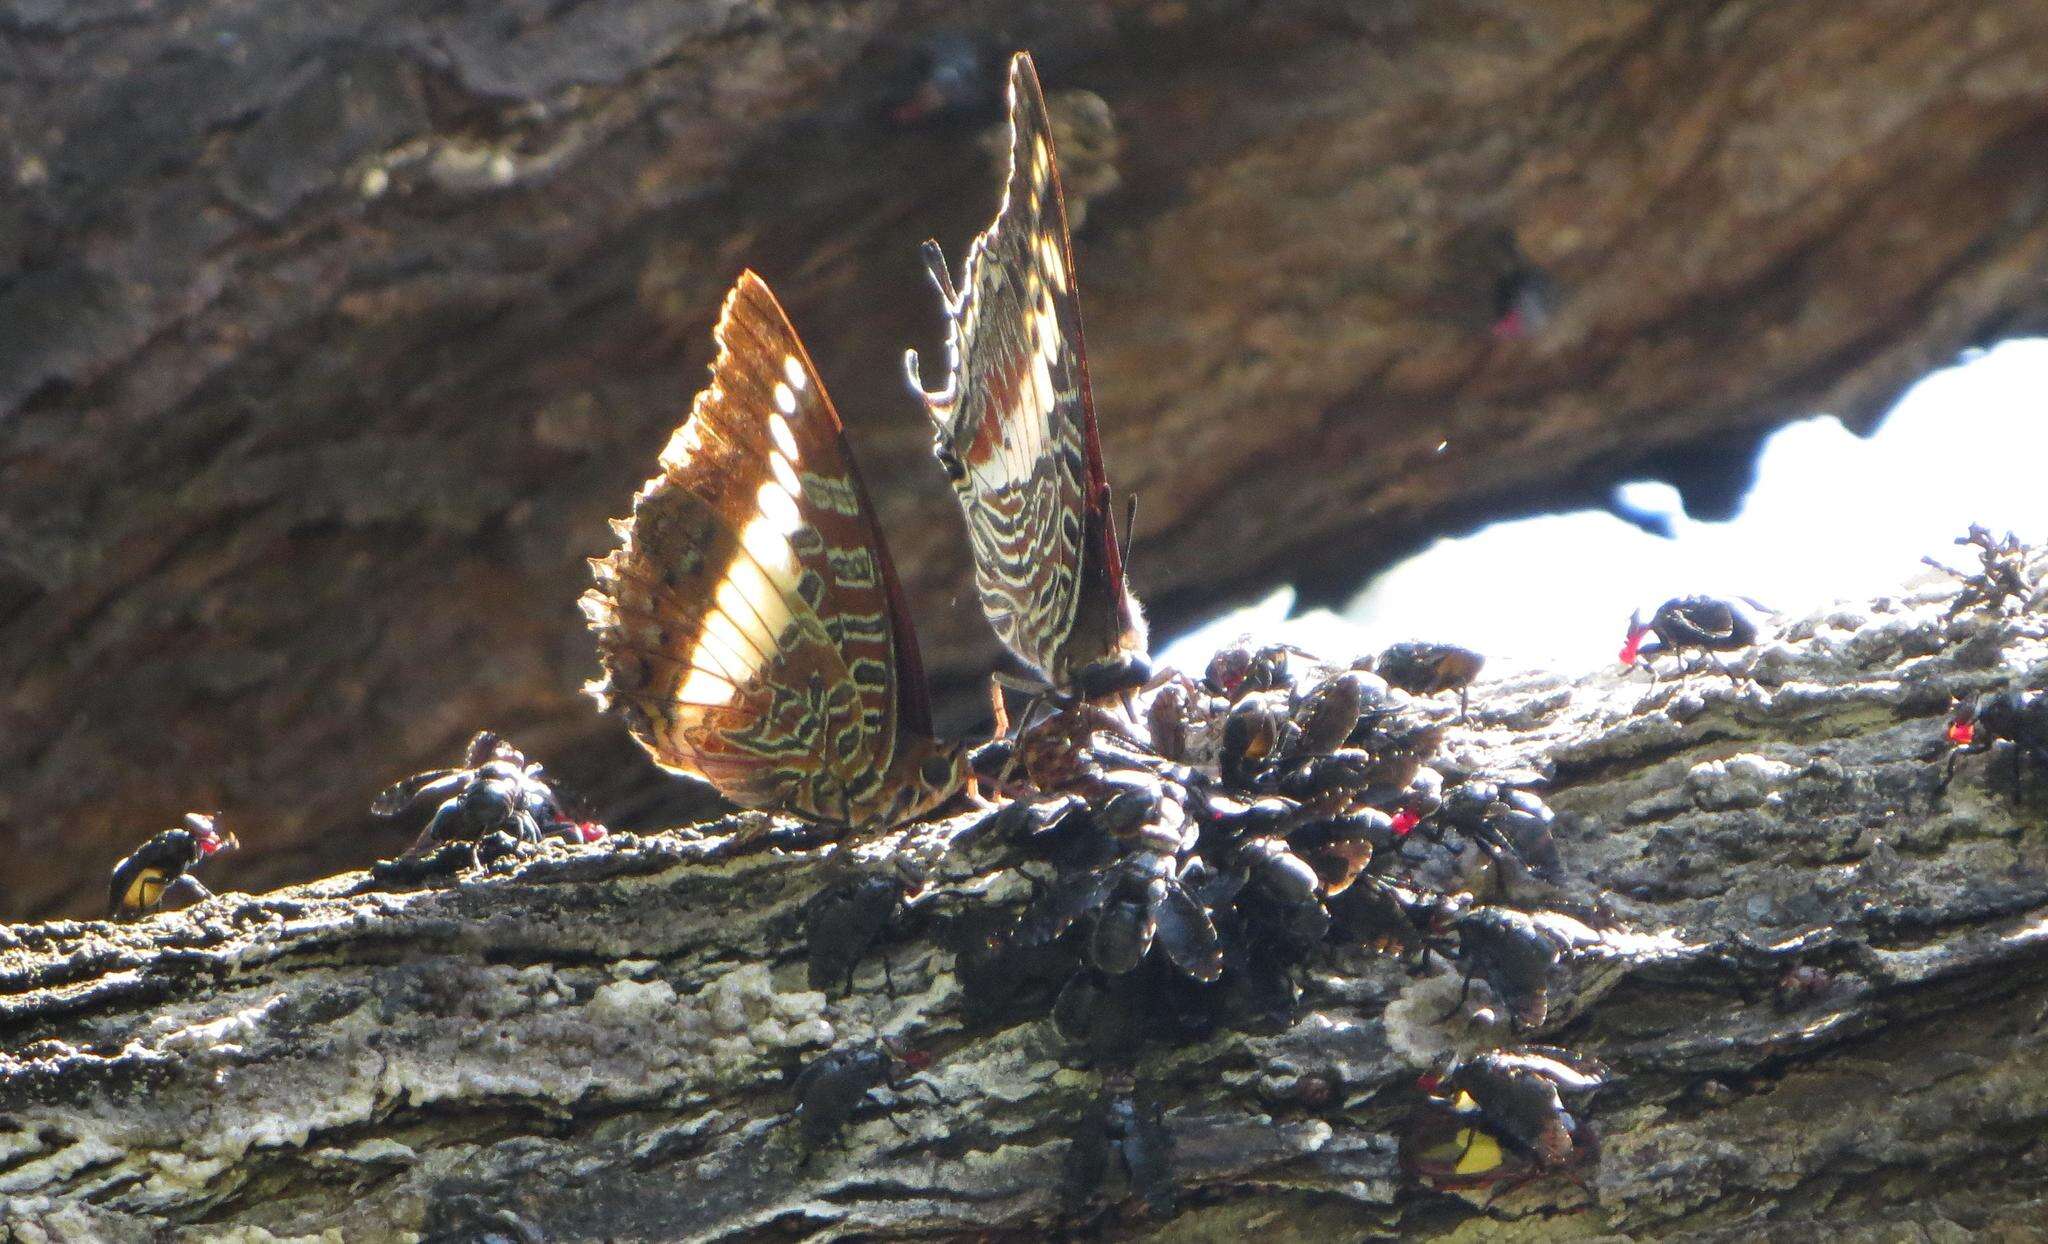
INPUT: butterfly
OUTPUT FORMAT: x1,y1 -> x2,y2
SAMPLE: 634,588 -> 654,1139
582,271 -> 970,832
905,51 -> 1150,702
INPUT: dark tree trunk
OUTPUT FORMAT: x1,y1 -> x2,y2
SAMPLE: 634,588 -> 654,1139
5,1 -> 2048,923
4,583 -> 2047,1239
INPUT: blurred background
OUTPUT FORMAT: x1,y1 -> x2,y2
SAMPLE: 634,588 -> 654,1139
4,2 -> 2047,918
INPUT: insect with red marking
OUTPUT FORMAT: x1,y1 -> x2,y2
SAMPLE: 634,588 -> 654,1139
108,813 -> 238,918
1619,596 -> 1765,678
791,1038 -> 940,1154
1405,1047 -> 1604,1197
372,731 -> 595,855
1941,688 -> 2048,789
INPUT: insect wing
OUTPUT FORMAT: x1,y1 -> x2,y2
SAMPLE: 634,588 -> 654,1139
910,52 -> 1131,685
585,273 -> 936,825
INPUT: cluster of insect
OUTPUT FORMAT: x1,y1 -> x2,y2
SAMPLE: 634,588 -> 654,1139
931,632 -> 1629,1211
96,42 -> 2047,1227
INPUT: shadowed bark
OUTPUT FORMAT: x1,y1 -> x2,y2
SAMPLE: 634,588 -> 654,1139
5,578 -> 2048,1239
5,1 -> 2048,925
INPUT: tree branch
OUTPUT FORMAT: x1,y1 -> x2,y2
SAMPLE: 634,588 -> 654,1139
7,574 -> 2048,1239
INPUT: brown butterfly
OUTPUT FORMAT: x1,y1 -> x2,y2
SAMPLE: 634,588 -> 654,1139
905,51 -> 1150,702
583,271 -> 969,832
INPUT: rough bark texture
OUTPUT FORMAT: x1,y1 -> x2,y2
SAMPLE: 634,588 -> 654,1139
5,578 -> 2048,1241
7,1 -> 2048,924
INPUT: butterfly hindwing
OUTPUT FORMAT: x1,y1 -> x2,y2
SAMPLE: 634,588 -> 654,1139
908,52 -> 1146,697
585,272 -> 959,829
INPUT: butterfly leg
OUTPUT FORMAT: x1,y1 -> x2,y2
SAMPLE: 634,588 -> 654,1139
988,676 -> 1011,738
995,693 -> 1052,791
961,775 -> 1000,811
1118,687 -> 1143,731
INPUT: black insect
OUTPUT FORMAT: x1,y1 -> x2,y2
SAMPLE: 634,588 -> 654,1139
1194,792 -> 1301,845
947,905 -> 1080,1028
1091,770 -> 1178,845
791,1040 -> 935,1153
1220,690 -> 1290,786
1061,1072 -> 1176,1218
1619,596 -> 1764,678
1281,670 -> 1376,761
1942,688 -> 2048,788
1447,1048 -> 1604,1163
372,731 -> 596,855
804,870 -> 909,995
1286,806 -> 1394,894
1236,837 -> 1323,906
1922,524 -> 2037,617
1343,714 -> 1448,798
108,813 -> 238,918
1021,849 -> 1223,981
1431,782 -> 1563,887
1204,643 -> 1256,698
1328,877 -> 1463,966
1242,643 -> 1316,693
1450,906 -> 1599,1030
983,792 -> 1118,873
1408,1047 -> 1603,1193
1376,642 -> 1486,719
369,831 -> 531,885
1145,676 -> 1196,763
1225,839 -> 1331,947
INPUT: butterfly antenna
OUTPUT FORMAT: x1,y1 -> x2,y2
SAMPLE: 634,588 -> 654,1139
904,239 -> 963,417
919,239 -> 961,306
1119,494 -> 1139,571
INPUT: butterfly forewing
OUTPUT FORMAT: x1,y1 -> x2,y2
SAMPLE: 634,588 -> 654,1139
908,51 -> 1145,695
584,272 -> 955,828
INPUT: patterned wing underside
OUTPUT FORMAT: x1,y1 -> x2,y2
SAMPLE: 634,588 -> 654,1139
911,52 -> 1114,683
583,273 -> 924,825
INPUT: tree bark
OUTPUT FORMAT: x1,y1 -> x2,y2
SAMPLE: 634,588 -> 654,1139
5,3 -> 2048,924
5,578 -> 2047,1240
